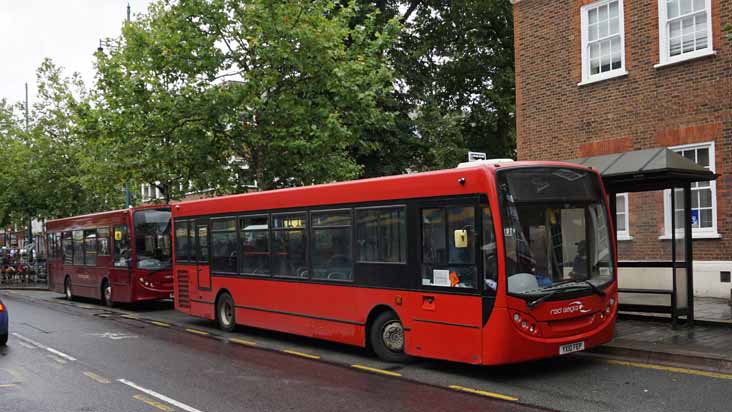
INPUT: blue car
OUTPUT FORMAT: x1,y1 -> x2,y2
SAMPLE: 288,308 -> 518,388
0,296 -> 7,345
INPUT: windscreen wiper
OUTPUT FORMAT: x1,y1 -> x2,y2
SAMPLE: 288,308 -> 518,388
582,280 -> 606,297
527,290 -> 560,309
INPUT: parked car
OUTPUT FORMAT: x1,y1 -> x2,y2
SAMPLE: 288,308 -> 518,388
0,296 -> 7,345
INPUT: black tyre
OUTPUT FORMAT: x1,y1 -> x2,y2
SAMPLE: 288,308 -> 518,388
64,277 -> 73,300
101,279 -> 113,307
369,311 -> 409,363
0,333 -> 7,346
216,292 -> 236,332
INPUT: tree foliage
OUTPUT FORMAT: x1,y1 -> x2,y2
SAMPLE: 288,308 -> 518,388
91,0 -> 401,195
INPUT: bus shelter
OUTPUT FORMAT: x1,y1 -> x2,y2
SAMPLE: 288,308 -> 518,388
569,148 -> 718,326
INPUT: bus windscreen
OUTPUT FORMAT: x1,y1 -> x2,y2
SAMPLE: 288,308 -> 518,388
497,168 -> 613,297
134,209 -> 172,270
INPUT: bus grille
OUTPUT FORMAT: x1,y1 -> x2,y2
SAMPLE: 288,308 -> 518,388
177,271 -> 190,308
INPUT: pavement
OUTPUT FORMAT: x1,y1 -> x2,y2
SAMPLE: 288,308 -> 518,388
3,289 -> 732,412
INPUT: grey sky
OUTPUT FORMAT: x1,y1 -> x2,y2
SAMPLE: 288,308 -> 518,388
0,0 -> 154,105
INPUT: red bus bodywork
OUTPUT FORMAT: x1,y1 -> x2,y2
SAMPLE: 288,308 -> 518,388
47,205 -> 173,304
172,162 -> 617,365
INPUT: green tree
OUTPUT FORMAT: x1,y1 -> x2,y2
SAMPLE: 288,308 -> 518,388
92,0 -> 401,196
353,0 -> 515,172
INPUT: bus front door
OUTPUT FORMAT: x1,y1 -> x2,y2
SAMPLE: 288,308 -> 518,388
408,202 -> 483,365
194,220 -> 211,293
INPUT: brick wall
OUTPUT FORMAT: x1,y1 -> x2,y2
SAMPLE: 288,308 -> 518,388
513,0 -> 732,260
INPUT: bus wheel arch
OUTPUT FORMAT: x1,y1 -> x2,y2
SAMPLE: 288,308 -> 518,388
101,277 -> 113,307
215,289 -> 236,332
366,305 -> 409,363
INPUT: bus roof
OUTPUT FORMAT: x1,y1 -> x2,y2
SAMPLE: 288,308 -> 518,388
174,160 -> 593,218
46,204 -> 170,231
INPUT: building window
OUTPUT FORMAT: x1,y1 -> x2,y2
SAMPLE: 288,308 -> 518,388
664,142 -> 717,237
658,0 -> 713,65
615,193 -> 631,240
580,0 -> 626,84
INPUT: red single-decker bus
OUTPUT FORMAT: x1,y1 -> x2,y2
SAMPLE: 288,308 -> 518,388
47,205 -> 173,305
171,161 -> 618,365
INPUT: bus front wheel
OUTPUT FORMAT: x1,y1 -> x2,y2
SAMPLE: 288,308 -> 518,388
216,292 -> 236,332
370,311 -> 409,363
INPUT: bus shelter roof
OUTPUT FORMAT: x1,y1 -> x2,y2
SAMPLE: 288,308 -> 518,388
567,147 -> 718,193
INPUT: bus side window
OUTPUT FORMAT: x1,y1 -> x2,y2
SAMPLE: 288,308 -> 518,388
97,227 -> 110,256
62,232 -> 73,264
113,225 -> 131,268
482,206 -> 498,294
174,221 -> 190,262
84,229 -> 97,266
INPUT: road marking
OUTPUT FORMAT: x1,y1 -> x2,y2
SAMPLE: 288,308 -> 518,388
90,332 -> 139,340
48,355 -> 67,365
149,321 -> 171,328
0,368 -> 23,387
83,372 -> 111,384
351,364 -> 402,377
282,349 -> 320,360
45,347 -> 77,361
185,328 -> 209,336
16,341 -> 35,349
604,359 -> 732,380
121,314 -> 140,320
76,304 -> 95,309
449,385 -> 519,401
12,333 -> 77,361
229,338 -> 257,346
118,379 -> 205,412
133,394 -> 175,411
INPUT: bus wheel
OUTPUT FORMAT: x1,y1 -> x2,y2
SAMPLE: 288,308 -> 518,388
216,292 -> 236,332
370,311 -> 409,363
64,277 -> 73,300
101,280 -> 113,307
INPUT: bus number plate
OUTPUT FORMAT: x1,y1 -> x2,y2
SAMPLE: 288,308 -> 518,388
559,341 -> 585,355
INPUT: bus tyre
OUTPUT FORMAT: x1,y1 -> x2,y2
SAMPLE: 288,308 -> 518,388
216,293 -> 236,332
64,277 -> 73,300
101,280 -> 113,307
370,311 -> 409,363
0,333 -> 7,346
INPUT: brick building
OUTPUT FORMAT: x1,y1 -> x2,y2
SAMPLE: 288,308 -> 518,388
512,0 -> 731,297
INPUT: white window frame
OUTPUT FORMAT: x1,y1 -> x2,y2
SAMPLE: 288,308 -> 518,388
661,141 -> 719,239
657,0 -> 715,67
579,0 -> 628,86
615,193 -> 632,241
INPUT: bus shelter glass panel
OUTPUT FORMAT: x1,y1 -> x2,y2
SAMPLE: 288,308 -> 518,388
672,188 -> 689,311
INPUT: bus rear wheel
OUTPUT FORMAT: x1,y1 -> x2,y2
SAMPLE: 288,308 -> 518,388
64,277 -> 73,300
370,311 -> 409,363
216,292 -> 236,332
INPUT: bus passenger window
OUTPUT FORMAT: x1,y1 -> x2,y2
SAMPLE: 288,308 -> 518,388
174,221 -> 190,262
84,230 -> 97,266
421,206 -> 477,289
196,224 -> 209,263
72,231 -> 84,265
241,216 -> 270,276
271,213 -> 307,278
311,210 -> 352,281
113,225 -> 131,268
482,207 -> 498,293
97,227 -> 110,256
211,219 -> 237,273
355,207 -> 406,264
62,232 -> 73,264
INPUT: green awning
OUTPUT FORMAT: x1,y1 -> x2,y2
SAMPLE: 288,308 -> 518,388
568,148 -> 718,193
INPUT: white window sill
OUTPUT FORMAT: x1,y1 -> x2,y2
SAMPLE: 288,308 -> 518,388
658,232 -> 722,240
617,234 -> 633,241
577,69 -> 628,86
654,49 -> 717,69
